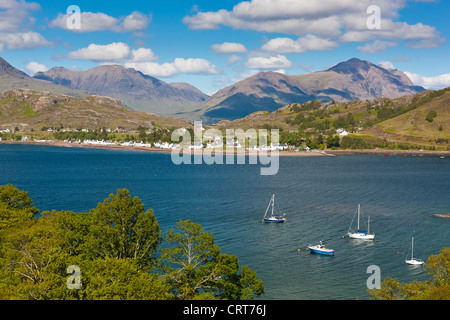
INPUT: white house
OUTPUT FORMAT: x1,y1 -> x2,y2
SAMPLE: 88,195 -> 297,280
336,128 -> 349,136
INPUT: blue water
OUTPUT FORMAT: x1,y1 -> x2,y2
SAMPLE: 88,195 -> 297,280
1,144 -> 449,300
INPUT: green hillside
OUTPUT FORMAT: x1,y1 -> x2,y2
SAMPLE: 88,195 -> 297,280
0,89 -> 190,132
215,87 -> 450,151
361,89 -> 450,147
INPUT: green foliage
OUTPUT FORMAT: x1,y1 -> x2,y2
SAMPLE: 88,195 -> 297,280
369,248 -> 450,300
79,258 -> 171,300
87,189 -> 162,270
340,135 -> 370,149
162,219 -> 264,300
426,110 -> 438,122
0,186 -> 264,300
326,135 -> 340,148
0,184 -> 39,230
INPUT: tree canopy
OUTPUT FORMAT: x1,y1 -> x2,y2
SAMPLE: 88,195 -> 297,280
0,185 -> 264,300
369,248 -> 450,300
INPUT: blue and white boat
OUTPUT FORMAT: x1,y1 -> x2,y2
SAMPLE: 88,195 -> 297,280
262,194 -> 286,223
308,241 -> 335,256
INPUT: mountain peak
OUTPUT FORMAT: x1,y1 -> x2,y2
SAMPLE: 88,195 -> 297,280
327,57 -> 372,74
0,57 -> 29,78
32,62 -> 208,116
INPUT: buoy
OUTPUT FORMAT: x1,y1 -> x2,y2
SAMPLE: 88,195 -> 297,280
298,249 -> 301,252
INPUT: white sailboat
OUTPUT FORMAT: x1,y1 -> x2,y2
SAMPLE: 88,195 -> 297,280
405,236 -> 424,265
347,204 -> 375,240
262,194 -> 286,223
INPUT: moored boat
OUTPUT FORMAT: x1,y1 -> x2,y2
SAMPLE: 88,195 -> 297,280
308,241 -> 334,256
347,204 -> 375,240
405,236 -> 424,266
262,194 -> 286,223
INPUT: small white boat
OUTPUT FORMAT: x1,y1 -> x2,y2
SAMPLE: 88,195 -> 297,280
405,236 -> 424,265
308,241 -> 334,256
347,204 -> 375,240
262,194 -> 286,223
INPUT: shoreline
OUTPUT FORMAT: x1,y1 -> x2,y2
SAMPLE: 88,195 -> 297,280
1,140 -> 449,157
325,149 -> 450,157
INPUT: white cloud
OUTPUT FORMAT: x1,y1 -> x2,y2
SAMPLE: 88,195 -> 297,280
68,42 -> 131,61
261,34 -> 338,53
378,61 -> 396,70
406,37 -> 446,49
404,71 -> 450,90
0,0 -> 40,32
0,1 -> 50,51
67,43 -> 160,63
125,58 -> 219,78
25,61 -> 48,75
340,20 -> 444,45
357,40 -> 397,53
184,9 -> 342,37
67,42 -> 218,78
50,11 -> 151,33
211,42 -> 248,54
125,61 -> 177,77
245,54 -> 293,69
184,0 -> 445,49
130,48 -> 158,62
226,55 -> 243,66
122,11 -> 152,32
0,32 -> 52,50
172,58 -> 218,75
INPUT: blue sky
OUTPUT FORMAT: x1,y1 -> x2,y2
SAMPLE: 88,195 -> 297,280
0,0 -> 449,95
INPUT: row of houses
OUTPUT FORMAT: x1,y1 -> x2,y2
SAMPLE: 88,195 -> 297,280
16,137 -> 311,152
49,127 -> 125,133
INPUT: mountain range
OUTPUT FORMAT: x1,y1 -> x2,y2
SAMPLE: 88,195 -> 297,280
0,57 -> 91,98
0,57 -> 425,124
33,65 -> 208,117
187,58 -> 425,123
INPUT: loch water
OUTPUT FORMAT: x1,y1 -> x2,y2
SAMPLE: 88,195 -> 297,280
1,144 -> 449,300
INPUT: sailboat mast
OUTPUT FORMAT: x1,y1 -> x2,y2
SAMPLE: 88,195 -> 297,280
271,195 -> 275,217
412,237 -> 414,259
368,216 -> 370,233
357,204 -> 360,231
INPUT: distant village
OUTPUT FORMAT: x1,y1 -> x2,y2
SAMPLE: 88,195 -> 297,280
0,124 -> 354,152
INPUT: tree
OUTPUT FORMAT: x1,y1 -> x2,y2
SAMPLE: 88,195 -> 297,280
369,248 -> 450,300
79,258 -> 171,300
0,184 -> 39,230
0,217 -> 67,300
326,135 -> 340,148
86,189 -> 162,271
426,110 -> 438,122
162,219 -> 264,300
0,186 -> 264,300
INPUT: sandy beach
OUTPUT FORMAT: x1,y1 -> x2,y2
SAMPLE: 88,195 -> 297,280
1,140 -> 450,157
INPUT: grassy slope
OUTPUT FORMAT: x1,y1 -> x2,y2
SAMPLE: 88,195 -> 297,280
215,88 -> 450,150
360,91 -> 450,146
0,89 -> 190,131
